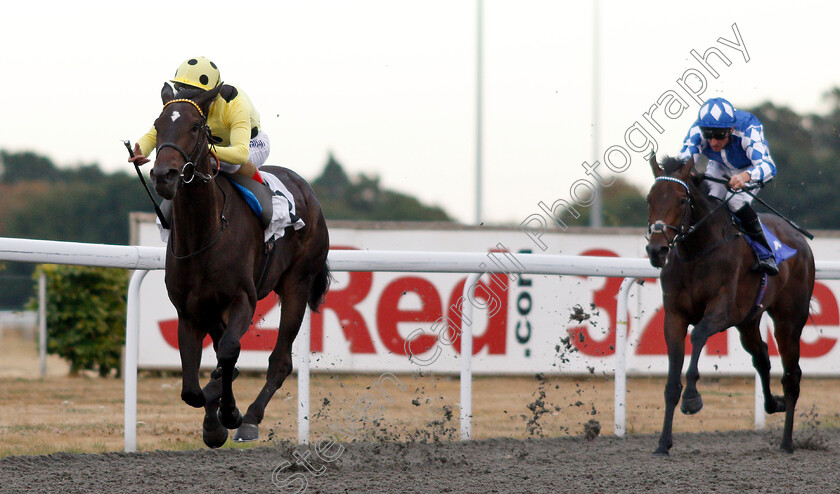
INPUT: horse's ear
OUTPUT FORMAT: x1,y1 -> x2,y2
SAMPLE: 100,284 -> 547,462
161,83 -> 175,105
194,85 -> 223,114
649,154 -> 663,178
678,157 -> 695,179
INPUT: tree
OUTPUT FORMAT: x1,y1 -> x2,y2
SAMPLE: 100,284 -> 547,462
559,178 -> 649,228
27,265 -> 128,377
315,153 -> 352,198
566,90 -> 840,230
312,154 -> 452,221
0,151 -> 63,184
748,95 -> 840,230
0,151 -> 150,308
4,174 -> 150,244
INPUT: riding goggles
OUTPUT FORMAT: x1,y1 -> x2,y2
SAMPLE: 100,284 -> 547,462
700,127 -> 731,140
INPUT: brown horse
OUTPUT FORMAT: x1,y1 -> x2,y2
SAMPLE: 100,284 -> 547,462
645,155 -> 814,455
150,83 -> 330,447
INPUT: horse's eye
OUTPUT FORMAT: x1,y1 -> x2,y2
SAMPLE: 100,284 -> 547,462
680,198 -> 687,205
192,123 -> 201,132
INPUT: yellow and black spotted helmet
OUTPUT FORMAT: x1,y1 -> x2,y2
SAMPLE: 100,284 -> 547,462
171,57 -> 221,91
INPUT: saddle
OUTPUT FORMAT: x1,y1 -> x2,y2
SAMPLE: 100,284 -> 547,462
159,173 -> 273,230
223,172 -> 273,229
730,213 -> 797,266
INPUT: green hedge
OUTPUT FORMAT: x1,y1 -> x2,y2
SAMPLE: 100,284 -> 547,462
28,265 -> 128,377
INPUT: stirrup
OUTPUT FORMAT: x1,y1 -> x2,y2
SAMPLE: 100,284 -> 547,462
756,257 -> 779,276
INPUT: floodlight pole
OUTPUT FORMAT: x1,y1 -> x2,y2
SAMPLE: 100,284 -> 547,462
590,0 -> 603,228
475,0 -> 484,226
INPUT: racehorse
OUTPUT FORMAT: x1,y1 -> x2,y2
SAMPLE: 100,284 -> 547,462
645,155 -> 814,455
149,83 -> 330,447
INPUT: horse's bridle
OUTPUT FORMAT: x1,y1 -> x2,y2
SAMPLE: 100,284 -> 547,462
647,176 -> 695,248
156,98 -> 217,184
156,97 -> 228,260
648,175 -> 742,251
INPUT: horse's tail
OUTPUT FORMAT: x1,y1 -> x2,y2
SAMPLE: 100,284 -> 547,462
308,261 -> 332,312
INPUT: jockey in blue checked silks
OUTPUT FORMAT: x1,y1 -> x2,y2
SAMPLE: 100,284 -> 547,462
678,97 -> 780,276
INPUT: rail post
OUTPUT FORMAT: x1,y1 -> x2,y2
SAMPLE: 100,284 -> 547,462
124,269 -> 149,453
460,272 -> 481,440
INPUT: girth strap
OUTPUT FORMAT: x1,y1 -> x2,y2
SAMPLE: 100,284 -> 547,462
255,240 -> 277,294
737,272 -> 769,326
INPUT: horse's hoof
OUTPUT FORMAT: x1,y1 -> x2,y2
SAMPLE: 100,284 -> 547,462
780,441 -> 794,454
182,390 -> 206,408
652,448 -> 670,457
219,406 -> 244,429
765,396 -> 786,414
233,423 -> 259,442
680,394 -> 703,415
203,424 -> 229,448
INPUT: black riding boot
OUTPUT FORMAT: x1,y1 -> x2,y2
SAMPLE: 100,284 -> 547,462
734,205 -> 779,276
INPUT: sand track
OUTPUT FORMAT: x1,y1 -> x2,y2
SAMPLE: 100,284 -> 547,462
2,429 -> 839,493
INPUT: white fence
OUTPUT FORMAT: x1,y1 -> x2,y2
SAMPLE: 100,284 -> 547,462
3,237 -> 840,452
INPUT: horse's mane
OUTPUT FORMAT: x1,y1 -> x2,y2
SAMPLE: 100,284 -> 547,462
659,156 -> 711,196
174,86 -> 205,100
174,84 -> 235,102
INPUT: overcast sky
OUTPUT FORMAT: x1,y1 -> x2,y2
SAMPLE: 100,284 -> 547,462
1,1 -> 837,225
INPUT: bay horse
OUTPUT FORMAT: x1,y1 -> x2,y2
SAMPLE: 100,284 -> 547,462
645,155 -> 814,455
150,83 -> 330,447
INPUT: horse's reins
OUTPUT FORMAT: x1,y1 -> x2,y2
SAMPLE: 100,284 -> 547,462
155,98 -> 229,260
698,174 -> 811,323
124,98 -> 221,228
647,176 -> 738,249
650,175 -> 769,320
157,98 -> 219,184
168,181 -> 228,260
702,174 -> 814,240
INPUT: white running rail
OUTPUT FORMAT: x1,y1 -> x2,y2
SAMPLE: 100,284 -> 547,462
3,237 -> 840,451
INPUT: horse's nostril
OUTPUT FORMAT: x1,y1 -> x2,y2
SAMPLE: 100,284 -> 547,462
646,244 -> 668,262
151,167 -> 179,184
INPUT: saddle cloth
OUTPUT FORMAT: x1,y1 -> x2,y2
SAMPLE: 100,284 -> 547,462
258,171 -> 306,243
744,225 -> 797,264
156,171 -> 306,243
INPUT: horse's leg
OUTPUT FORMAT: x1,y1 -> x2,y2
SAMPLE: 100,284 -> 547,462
200,366 -> 242,448
216,292 -> 256,430
200,326 -> 235,448
769,304 -> 807,453
681,313 -> 728,415
654,311 -> 688,457
235,277 -> 311,442
199,323 -> 237,405
201,364 -> 241,404
736,319 -> 785,414
202,395 -> 227,448
180,319 -> 229,448
177,318 -> 207,408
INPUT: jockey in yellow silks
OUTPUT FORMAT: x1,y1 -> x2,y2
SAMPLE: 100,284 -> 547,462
129,56 -> 269,185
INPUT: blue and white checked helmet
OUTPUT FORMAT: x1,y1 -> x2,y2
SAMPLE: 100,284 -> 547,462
697,97 -> 735,128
